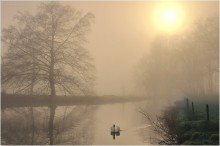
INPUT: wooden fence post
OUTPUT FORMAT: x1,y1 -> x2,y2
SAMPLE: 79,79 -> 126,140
185,98 -> 190,120
206,104 -> 209,121
186,98 -> 189,111
192,102 -> 195,118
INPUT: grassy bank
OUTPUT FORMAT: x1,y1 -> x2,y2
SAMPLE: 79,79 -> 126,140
176,96 -> 219,145
143,95 -> 219,145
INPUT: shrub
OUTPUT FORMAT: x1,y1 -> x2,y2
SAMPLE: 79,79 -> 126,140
183,133 -> 192,141
191,132 -> 201,140
183,140 -> 201,145
209,134 -> 219,141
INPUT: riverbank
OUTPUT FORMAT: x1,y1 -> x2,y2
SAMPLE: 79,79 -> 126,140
2,94 -> 146,108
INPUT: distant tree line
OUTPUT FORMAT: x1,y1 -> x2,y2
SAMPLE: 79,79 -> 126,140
2,2 -> 96,96
135,15 -> 218,98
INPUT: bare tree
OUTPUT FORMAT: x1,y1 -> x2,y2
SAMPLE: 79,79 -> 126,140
2,2 -> 95,97
139,107 -> 185,145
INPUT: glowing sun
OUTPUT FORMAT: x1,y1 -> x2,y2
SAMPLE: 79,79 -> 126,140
163,9 -> 178,25
153,3 -> 184,33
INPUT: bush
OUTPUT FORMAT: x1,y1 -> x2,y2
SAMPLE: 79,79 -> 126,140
209,134 -> 219,141
183,140 -> 201,145
183,133 -> 192,140
142,98 -> 219,145
191,132 -> 201,140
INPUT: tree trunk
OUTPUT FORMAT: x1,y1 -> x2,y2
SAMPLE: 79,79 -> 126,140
49,58 -> 55,97
50,13 -> 56,98
30,48 -> 36,95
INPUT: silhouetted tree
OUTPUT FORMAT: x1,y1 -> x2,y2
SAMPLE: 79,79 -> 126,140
176,15 -> 218,96
2,2 -> 95,96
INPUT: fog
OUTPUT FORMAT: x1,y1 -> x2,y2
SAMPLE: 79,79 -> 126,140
2,1 -> 219,96
1,1 -> 219,145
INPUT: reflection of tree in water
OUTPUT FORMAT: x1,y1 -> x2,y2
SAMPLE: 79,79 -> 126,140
2,107 -> 42,145
1,105 -> 97,145
49,105 -> 97,144
48,106 -> 56,145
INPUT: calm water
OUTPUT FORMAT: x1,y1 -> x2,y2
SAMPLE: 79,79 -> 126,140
1,100 -> 168,145
93,103 -> 149,145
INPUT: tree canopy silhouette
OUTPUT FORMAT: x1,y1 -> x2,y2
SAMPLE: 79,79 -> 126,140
135,15 -> 218,98
2,2 -> 96,96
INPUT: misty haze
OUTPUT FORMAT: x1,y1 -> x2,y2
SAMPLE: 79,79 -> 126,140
1,1 -> 219,145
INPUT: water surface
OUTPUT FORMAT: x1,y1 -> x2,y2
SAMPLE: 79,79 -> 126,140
1,100 -> 168,145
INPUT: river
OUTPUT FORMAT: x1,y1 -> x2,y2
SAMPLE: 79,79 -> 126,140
93,103 -> 148,144
1,100 -> 168,145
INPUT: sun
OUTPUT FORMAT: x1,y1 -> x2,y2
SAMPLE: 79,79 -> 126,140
163,9 -> 178,25
153,3 -> 184,33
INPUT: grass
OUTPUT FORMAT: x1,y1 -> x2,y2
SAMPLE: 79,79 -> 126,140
145,95 -> 219,145
174,95 -> 219,145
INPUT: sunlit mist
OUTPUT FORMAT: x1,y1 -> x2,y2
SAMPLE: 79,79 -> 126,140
1,1 -> 219,145
153,3 -> 184,33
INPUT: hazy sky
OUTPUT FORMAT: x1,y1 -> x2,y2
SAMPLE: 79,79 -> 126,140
1,1 -> 219,96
